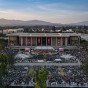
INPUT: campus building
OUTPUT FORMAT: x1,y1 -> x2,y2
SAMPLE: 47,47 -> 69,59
7,33 -> 80,49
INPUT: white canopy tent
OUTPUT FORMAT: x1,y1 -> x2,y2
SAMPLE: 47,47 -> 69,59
54,59 -> 62,62
59,48 -> 64,52
37,60 -> 44,63
34,46 -> 54,50
25,48 -> 30,52
60,54 -> 75,60
15,54 -> 29,59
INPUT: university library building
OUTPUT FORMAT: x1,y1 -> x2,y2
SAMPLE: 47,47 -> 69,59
7,33 -> 80,49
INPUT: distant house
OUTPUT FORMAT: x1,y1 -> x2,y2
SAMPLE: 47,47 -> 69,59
2,28 -> 24,34
80,34 -> 88,41
62,29 -> 73,33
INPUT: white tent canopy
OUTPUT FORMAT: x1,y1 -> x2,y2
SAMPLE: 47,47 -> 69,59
60,54 -> 75,60
15,54 -> 29,59
59,48 -> 64,51
34,46 -> 54,50
25,48 -> 30,52
37,60 -> 44,63
54,59 -> 62,62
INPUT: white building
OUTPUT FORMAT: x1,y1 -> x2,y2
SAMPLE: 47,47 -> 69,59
1,28 -> 24,34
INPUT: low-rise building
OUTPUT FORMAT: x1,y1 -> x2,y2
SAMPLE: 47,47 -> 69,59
7,33 -> 80,49
1,28 -> 24,34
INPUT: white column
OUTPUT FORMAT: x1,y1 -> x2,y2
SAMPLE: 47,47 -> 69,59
61,37 -> 63,46
19,37 -> 20,46
51,37 -> 52,46
46,37 -> 47,46
31,37 -> 32,46
56,37 -> 57,46
36,37 -> 37,46
26,37 -> 27,46
21,37 -> 23,46
65,37 -> 68,46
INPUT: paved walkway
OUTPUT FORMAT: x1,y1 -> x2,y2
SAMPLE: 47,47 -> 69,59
8,45 -> 78,49
10,82 -> 88,87
15,62 -> 81,66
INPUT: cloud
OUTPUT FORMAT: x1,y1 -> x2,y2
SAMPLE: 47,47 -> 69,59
0,9 -> 36,20
0,0 -> 88,23
0,8 -> 88,23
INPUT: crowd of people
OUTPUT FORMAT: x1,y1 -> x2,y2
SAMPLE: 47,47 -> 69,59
67,48 -> 88,63
0,48 -> 19,57
15,49 -> 79,63
4,65 -> 88,87
0,47 -> 88,87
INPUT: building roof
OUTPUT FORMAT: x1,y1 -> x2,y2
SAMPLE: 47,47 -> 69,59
7,33 -> 80,37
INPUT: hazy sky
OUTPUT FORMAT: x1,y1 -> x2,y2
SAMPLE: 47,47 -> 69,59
0,0 -> 88,23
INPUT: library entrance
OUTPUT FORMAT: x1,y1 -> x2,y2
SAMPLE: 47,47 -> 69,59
42,37 -> 46,46
37,37 -> 51,46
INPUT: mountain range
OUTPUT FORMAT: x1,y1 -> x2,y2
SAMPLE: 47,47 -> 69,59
70,21 -> 88,26
0,18 -> 88,26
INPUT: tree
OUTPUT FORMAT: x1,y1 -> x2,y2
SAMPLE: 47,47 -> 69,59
35,67 -> 48,88
0,39 -> 8,50
7,54 -> 15,66
0,54 -> 9,88
80,40 -> 88,50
